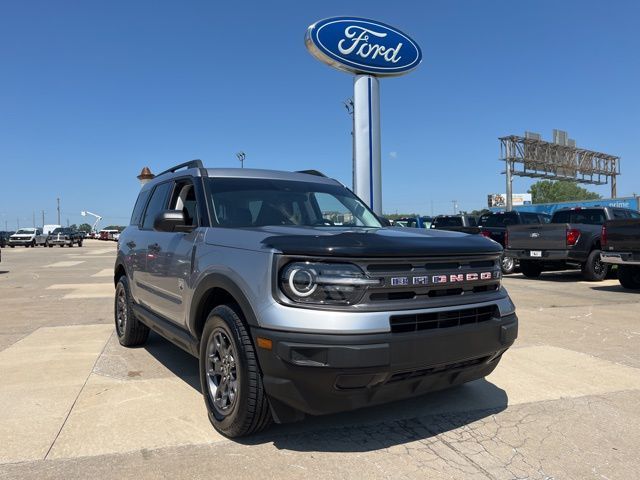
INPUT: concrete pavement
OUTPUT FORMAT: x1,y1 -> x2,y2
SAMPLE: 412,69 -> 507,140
1,241 -> 639,479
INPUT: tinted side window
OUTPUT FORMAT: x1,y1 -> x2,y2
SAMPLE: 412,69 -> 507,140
130,190 -> 151,226
142,183 -> 172,230
629,211 -> 640,219
612,209 -> 629,219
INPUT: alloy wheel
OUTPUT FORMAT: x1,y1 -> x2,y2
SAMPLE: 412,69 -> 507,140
206,328 -> 239,416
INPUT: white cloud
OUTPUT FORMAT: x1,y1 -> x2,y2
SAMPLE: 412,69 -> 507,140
389,151 -> 398,159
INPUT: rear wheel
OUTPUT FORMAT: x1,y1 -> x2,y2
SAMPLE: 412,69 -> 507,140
618,265 -> 640,290
581,249 -> 608,281
199,305 -> 272,438
114,276 -> 149,347
520,260 -> 542,278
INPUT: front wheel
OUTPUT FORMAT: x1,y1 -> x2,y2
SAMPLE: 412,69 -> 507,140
199,305 -> 272,438
618,265 -> 640,290
581,249 -> 608,281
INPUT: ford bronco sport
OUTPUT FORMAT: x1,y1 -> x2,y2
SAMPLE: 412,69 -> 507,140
114,160 -> 518,437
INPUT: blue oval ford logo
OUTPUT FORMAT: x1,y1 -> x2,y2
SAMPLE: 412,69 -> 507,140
305,17 -> 422,77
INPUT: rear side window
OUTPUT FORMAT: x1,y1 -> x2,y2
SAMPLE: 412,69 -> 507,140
552,209 -> 605,225
130,190 -> 151,226
612,209 -> 629,219
483,213 -> 518,227
435,216 -> 463,227
521,213 -> 541,225
142,183 -> 172,230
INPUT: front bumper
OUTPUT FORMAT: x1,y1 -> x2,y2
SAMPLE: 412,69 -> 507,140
252,312 -> 517,422
8,239 -> 33,246
50,238 -> 72,246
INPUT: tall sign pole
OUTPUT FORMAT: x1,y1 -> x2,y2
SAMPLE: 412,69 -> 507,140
306,17 -> 422,215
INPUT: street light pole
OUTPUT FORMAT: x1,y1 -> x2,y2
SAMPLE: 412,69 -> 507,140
57,198 -> 61,225
236,152 -> 246,169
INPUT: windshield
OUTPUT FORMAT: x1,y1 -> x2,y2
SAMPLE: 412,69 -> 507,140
52,228 -> 69,234
15,229 -> 34,234
207,178 -> 382,228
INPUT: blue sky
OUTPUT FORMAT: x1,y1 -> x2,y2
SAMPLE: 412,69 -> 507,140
1,0 -> 639,229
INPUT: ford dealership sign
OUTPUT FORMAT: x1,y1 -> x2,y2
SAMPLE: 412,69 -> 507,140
305,17 -> 422,76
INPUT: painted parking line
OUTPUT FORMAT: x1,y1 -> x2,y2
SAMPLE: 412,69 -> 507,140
47,283 -> 113,299
91,269 -> 113,278
47,375 -> 223,459
0,324 -> 113,463
45,261 -> 85,268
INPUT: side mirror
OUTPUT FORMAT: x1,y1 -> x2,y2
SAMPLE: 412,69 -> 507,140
153,210 -> 190,232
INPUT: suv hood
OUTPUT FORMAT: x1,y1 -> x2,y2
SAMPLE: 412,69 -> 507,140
205,226 -> 502,257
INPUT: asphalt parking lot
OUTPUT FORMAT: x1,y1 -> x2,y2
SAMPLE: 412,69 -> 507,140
1,241 -> 639,479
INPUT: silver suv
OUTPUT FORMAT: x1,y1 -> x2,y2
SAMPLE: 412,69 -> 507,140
114,160 -> 518,437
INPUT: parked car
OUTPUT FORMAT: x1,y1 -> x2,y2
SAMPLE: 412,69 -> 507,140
114,160 -> 518,437
478,211 -> 551,274
49,228 -> 83,247
34,224 -> 62,247
99,229 -> 120,241
8,228 -> 42,248
0,231 -> 12,248
430,214 -> 479,234
601,218 -> 640,290
504,207 -> 640,281
394,216 -> 432,229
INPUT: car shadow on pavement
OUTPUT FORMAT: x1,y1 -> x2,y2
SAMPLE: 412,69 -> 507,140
241,380 -> 508,452
144,332 -> 200,391
590,284 -> 637,293
143,333 -> 509,452
507,272 -> 585,282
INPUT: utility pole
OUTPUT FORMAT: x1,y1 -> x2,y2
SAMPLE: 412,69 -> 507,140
32,211 -> 35,228
41,210 -> 45,227
67,218 -> 69,227
452,200 -> 458,215
17,218 -> 20,229
57,198 -> 61,225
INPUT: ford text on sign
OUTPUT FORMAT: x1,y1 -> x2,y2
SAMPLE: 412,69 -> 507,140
305,17 -> 422,76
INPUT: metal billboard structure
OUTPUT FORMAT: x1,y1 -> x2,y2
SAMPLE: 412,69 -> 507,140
499,133 -> 620,211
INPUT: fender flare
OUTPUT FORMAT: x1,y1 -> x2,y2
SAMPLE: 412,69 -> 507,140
189,273 -> 259,338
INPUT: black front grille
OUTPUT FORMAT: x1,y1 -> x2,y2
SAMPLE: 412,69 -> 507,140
390,305 -> 498,333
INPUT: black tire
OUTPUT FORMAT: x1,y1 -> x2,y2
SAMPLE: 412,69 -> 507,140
48,244 -> 53,248
520,260 -> 542,278
69,242 -> 73,248
114,276 -> 149,347
199,305 -> 272,438
78,241 -> 83,247
500,255 -> 516,275
10,245 -> 14,248
581,249 -> 608,281
618,265 -> 640,290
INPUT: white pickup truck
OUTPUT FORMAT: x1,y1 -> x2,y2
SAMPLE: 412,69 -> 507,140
8,228 -> 42,248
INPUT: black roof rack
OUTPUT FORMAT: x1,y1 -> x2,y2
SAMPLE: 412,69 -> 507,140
296,169 -> 327,177
157,159 -> 204,177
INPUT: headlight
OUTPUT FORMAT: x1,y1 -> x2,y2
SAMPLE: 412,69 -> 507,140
279,262 -> 381,305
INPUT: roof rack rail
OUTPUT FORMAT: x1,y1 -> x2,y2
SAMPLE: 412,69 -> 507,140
157,159 -> 204,177
296,169 -> 327,177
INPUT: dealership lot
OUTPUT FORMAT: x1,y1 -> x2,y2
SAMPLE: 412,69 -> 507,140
1,242 -> 639,479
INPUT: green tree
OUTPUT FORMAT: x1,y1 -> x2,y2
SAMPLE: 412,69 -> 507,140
77,223 -> 92,233
528,181 -> 601,204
